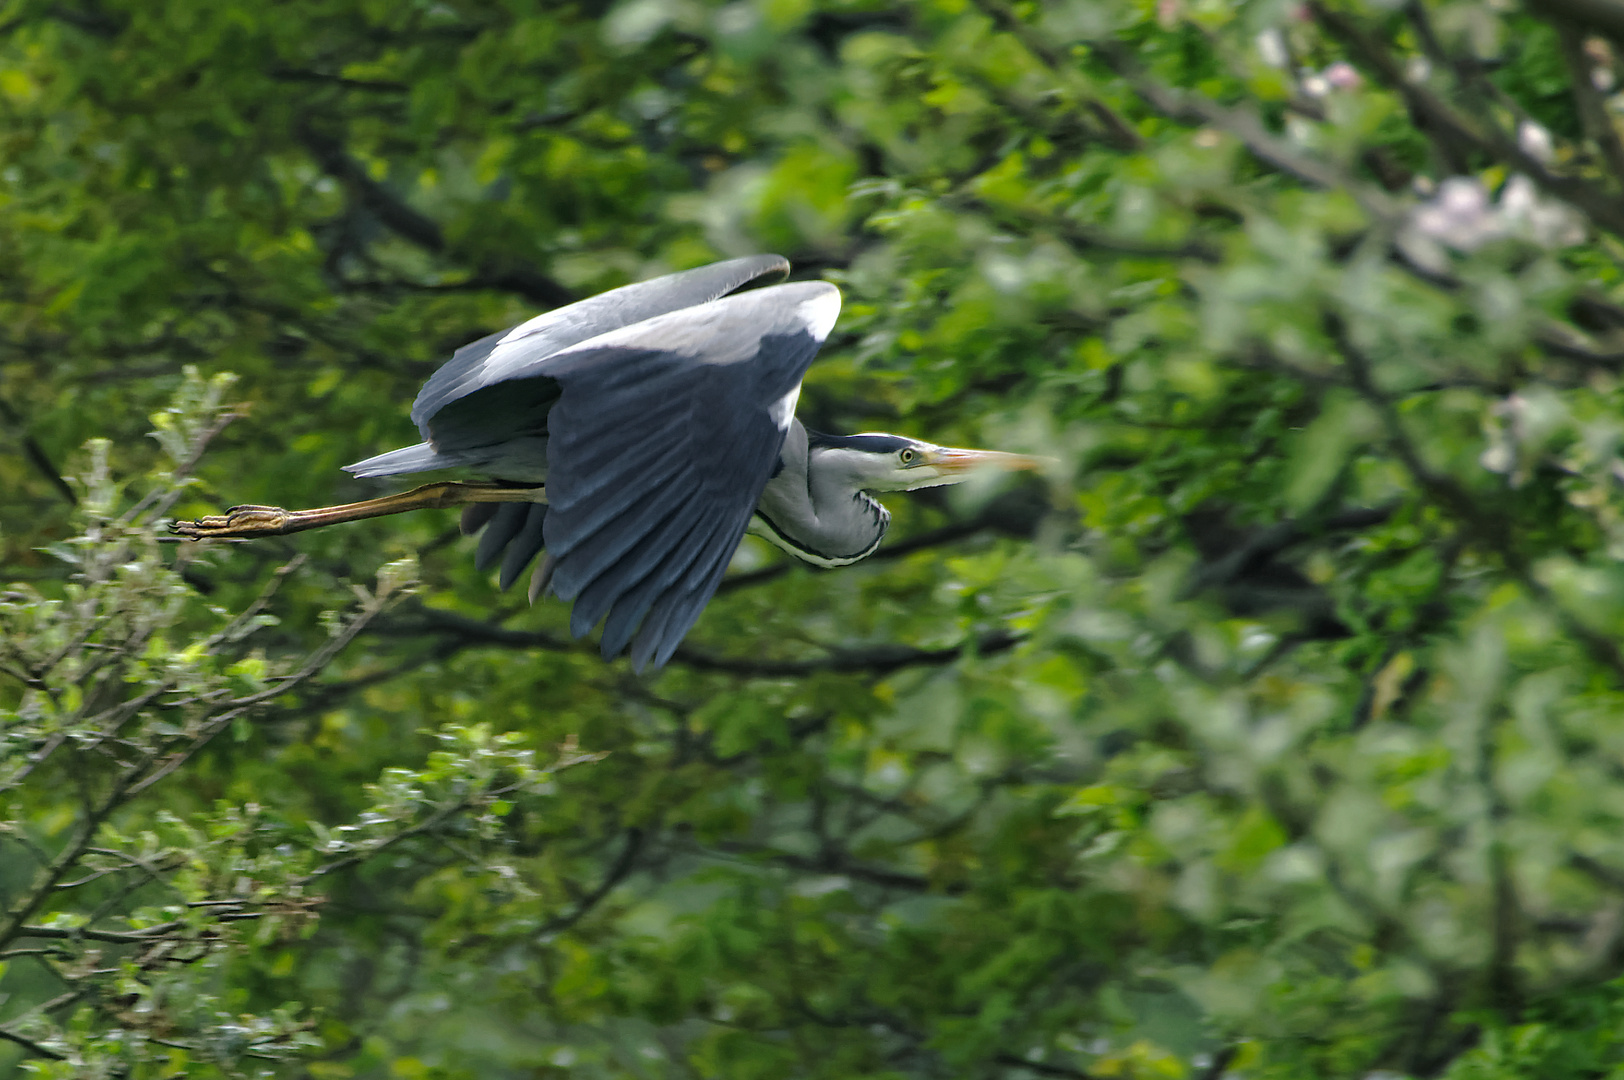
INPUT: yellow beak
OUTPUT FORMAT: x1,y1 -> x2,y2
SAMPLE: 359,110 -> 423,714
922,447 -> 1050,475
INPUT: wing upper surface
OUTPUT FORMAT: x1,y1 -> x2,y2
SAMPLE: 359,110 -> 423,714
538,281 -> 840,668
411,254 -> 790,435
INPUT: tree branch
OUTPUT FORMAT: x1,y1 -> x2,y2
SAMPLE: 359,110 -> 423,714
0,395 -> 76,506
1074,38 -> 1399,222
16,920 -> 185,943
673,629 -> 1018,676
950,194 -> 1223,263
0,819 -> 114,949
538,828 -> 644,935
702,839 -> 939,892
969,0 -> 1142,150
1328,314 -> 1624,682
295,122 -> 573,307
269,68 -> 408,93
992,1052 -> 1102,1079
1555,20 -> 1624,189
1312,2 -> 1624,237
373,601 -> 1021,676
1181,503 -> 1398,599
0,1025 -> 65,1061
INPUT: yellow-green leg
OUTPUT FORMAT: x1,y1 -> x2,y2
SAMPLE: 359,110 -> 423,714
171,482 -> 547,540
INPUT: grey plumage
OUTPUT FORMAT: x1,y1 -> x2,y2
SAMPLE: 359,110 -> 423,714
341,255 -> 1039,670
346,257 -> 836,669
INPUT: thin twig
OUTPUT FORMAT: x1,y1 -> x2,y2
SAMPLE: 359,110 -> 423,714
15,921 -> 185,944
303,784 -> 520,879
122,408 -> 241,525
0,796 -> 127,949
970,0 -> 1143,150
0,1026 -> 65,1061
538,828 -> 645,935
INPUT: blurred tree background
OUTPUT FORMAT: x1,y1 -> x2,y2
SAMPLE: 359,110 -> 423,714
7,0 -> 1624,1075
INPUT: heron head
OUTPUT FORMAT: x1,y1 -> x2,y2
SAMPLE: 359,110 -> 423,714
807,432 -> 1047,494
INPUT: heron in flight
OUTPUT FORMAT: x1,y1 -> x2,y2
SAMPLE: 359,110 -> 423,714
174,256 -> 1042,669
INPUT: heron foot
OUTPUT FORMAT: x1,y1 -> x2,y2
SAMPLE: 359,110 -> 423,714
170,505 -> 296,539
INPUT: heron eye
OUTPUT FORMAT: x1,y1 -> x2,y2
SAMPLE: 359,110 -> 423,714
899,448 -> 915,464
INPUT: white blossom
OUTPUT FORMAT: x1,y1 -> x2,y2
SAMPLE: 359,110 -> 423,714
1517,120 -> 1554,164
1402,174 -> 1585,271
1256,28 -> 1288,69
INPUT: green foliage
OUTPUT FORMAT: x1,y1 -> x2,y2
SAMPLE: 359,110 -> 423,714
0,372 -> 596,1074
6,0 -> 1624,1076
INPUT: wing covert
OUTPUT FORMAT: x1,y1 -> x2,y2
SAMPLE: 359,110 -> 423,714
411,254 -> 790,434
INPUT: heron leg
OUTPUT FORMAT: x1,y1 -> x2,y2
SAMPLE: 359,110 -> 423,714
170,482 -> 547,540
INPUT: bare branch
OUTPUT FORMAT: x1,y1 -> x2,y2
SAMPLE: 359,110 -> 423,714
1181,502 -> 1399,599
127,587 -> 390,797
120,403 -> 242,525
0,801 -> 124,949
1571,851 -> 1624,891
268,68 -> 409,92
0,947 -> 69,961
701,838 -> 938,892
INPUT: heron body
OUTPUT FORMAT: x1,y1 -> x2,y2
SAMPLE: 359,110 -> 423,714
180,256 -> 1039,669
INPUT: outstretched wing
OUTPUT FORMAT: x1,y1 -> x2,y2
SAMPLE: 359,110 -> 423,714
539,281 -> 840,669
348,255 -> 797,587
411,254 -> 790,441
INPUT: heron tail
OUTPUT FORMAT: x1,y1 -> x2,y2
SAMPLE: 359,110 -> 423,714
344,442 -> 456,478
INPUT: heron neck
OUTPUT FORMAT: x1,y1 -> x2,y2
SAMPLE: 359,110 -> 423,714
751,426 -> 890,567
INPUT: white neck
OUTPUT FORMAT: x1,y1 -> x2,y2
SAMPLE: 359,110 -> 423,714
750,423 -> 891,567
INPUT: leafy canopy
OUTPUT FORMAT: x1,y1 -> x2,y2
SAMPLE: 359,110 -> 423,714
6,0 -> 1624,1077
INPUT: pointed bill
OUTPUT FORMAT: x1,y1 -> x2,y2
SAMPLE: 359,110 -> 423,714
920,447 -> 1050,475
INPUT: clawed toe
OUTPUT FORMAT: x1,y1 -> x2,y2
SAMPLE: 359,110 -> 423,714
169,506 -> 294,539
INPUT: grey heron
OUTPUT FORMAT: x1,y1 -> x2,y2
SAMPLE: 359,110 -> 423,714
174,255 -> 1042,669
